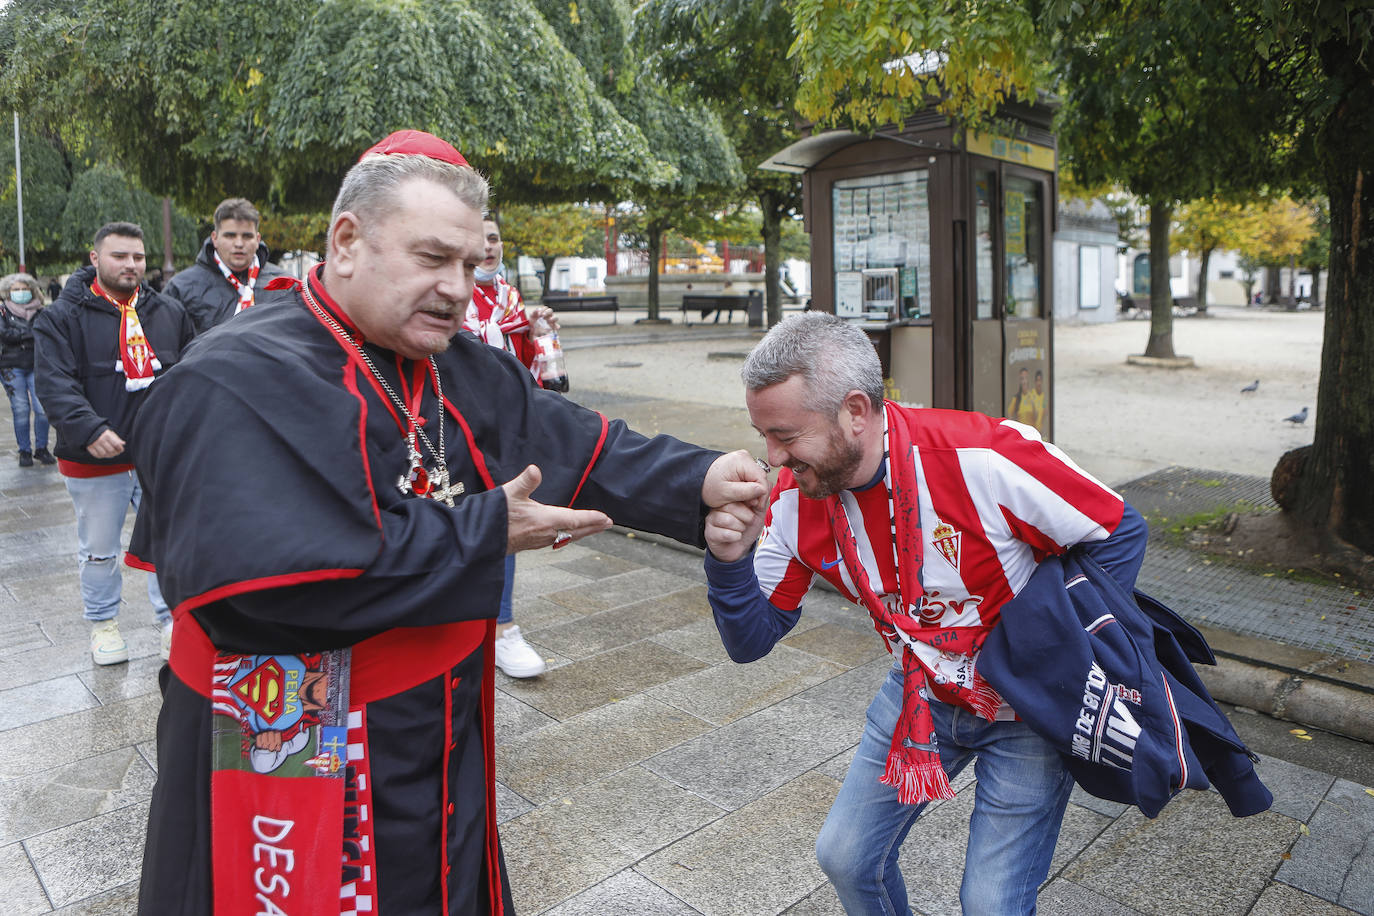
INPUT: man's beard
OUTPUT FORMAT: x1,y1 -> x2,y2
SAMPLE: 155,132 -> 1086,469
794,427 -> 865,500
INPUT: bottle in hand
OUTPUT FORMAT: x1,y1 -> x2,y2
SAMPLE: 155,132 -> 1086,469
531,317 -> 570,393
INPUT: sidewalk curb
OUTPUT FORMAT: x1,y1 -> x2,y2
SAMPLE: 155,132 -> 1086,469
610,529 -> 1374,744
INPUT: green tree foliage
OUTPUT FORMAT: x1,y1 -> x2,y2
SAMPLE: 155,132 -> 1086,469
59,163 -> 199,266
785,0 -> 1374,553
0,125 -> 69,267
499,202 -> 604,296
0,0 -> 668,211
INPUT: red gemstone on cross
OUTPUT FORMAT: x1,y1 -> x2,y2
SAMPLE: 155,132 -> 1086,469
410,466 -> 432,495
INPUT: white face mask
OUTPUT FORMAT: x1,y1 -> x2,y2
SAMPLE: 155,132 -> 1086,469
9,289 -> 33,305
474,266 -> 500,283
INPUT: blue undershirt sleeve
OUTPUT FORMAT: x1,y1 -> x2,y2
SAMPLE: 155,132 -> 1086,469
704,549 -> 802,663
1077,502 -> 1149,592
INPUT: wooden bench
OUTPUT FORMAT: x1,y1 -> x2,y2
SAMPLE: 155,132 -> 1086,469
680,291 -> 762,326
541,294 -> 620,324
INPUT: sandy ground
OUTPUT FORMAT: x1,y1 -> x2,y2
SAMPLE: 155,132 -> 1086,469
565,305 -> 1324,488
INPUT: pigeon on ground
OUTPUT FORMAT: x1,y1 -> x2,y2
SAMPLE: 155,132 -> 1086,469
1283,406 -> 1308,424
1240,379 -> 1259,393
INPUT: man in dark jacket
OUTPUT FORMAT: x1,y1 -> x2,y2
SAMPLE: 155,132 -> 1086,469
33,222 -> 195,666
162,198 -> 289,335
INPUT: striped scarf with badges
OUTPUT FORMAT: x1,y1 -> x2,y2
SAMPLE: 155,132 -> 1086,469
828,402 -> 1002,805
92,281 -> 160,391
213,249 -> 261,314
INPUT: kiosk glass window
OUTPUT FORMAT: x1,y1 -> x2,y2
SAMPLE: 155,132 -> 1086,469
832,170 -> 931,321
974,170 -> 995,319
1003,175 -> 1043,318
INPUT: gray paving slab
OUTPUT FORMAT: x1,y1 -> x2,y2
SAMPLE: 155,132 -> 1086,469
643,694 -> 862,811
548,550 -> 645,581
0,675 -> 101,732
542,567 -> 701,615
790,657 -> 893,721
52,882 -> 140,914
575,530 -> 710,584
779,884 -> 846,915
495,688 -> 557,745
542,869 -> 702,916
0,747 -> 154,846
780,621 -> 891,668
0,839 -> 52,914
1276,778 -> 1374,914
501,765 -> 725,914
0,693 -> 161,777
495,780 -> 534,826
649,618 -> 739,665
0,621 -> 53,658
1038,879 -> 1147,915
498,640 -> 708,721
75,656 -> 164,705
1253,754 -> 1337,822
25,799 -> 148,908
646,644 -> 845,726
637,773 -> 839,916
533,586 -> 713,660
496,694 -> 713,803
1251,882 -> 1367,916
507,595 -> 594,632
1062,790 -> 1299,915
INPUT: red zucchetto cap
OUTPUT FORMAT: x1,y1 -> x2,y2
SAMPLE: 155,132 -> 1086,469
359,130 -> 469,167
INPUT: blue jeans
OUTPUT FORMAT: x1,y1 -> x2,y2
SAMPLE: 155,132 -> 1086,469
816,662 -> 1073,916
498,553 -> 515,625
3,368 -> 49,451
65,472 -> 169,625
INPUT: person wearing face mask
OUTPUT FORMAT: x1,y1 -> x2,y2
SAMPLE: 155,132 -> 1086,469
461,217 -> 559,678
0,274 -> 56,467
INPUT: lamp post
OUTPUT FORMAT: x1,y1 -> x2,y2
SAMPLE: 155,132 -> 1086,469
13,113 -> 26,274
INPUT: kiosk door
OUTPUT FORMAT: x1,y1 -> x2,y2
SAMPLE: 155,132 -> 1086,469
967,162 -> 1053,439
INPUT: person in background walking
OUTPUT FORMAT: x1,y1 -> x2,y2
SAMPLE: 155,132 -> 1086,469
0,273 -> 56,467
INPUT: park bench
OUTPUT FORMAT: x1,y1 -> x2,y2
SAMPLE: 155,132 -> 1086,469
680,291 -> 762,326
542,294 -> 620,324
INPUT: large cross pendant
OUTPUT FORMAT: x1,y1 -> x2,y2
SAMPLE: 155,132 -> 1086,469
426,466 -> 465,508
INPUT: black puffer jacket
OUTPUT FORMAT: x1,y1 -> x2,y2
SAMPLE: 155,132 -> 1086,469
0,305 -> 42,371
162,237 -> 290,335
33,267 -> 195,468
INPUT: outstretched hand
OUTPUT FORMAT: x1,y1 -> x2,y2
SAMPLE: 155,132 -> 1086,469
705,497 -> 767,563
502,465 -> 612,553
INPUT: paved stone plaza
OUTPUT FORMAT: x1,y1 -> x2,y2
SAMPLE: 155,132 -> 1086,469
0,311 -> 1369,913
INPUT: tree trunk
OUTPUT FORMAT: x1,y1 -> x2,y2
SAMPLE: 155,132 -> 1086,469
1286,255 -> 1298,310
1196,245 -> 1213,314
759,188 -> 786,327
1286,40 -> 1374,555
1143,202 -> 1176,358
1310,266 -> 1322,308
1264,264 -> 1280,304
647,223 -> 663,321
540,256 -> 556,297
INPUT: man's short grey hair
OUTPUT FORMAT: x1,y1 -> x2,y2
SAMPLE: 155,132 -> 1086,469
741,311 -> 885,415
329,153 -> 490,248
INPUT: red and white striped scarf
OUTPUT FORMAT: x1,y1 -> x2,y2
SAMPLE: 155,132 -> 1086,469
213,249 -> 261,314
92,280 -> 160,391
464,280 -> 529,352
828,403 -> 1001,805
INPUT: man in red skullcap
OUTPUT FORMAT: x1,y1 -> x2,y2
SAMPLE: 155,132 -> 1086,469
131,131 -> 767,914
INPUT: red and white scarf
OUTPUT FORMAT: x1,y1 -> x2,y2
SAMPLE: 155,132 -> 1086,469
828,403 -> 1002,805
213,249 -> 261,314
464,280 -> 529,352
92,281 -> 160,391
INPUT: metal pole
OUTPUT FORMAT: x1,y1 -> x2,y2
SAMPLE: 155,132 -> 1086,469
13,113 -> 26,274
162,197 -> 174,274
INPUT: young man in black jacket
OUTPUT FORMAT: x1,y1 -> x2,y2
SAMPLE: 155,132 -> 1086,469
162,198 -> 290,335
33,222 -> 195,665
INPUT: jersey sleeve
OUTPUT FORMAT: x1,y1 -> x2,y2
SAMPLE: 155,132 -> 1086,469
752,482 -> 819,612
984,418 -> 1125,555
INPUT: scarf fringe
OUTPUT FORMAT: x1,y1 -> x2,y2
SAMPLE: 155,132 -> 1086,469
963,677 -> 1004,722
882,756 -> 957,806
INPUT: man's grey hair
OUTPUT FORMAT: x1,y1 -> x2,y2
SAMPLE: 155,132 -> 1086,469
329,153 -> 490,248
741,311 -> 884,415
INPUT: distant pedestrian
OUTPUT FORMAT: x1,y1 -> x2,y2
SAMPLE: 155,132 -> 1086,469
33,222 -> 195,665
463,217 -> 558,677
0,273 -> 56,467
162,198 -> 289,335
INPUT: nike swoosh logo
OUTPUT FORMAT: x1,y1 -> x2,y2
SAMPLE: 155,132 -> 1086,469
820,558 -> 842,570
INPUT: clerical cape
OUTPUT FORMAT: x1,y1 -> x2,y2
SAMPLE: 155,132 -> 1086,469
129,269 -> 718,914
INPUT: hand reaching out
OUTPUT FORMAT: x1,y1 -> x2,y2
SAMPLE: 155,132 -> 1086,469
502,465 -> 612,553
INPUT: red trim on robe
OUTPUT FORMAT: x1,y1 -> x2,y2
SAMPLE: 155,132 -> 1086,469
569,413 -> 610,506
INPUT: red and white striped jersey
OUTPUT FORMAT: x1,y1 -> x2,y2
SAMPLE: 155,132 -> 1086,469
754,405 -> 1125,714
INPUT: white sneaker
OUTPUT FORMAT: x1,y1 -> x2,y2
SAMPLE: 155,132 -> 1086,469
494,625 -> 547,678
160,622 -> 173,661
90,620 -> 130,666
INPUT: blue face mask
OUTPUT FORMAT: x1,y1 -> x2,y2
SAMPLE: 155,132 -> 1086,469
9,290 -> 33,305
474,266 -> 501,283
